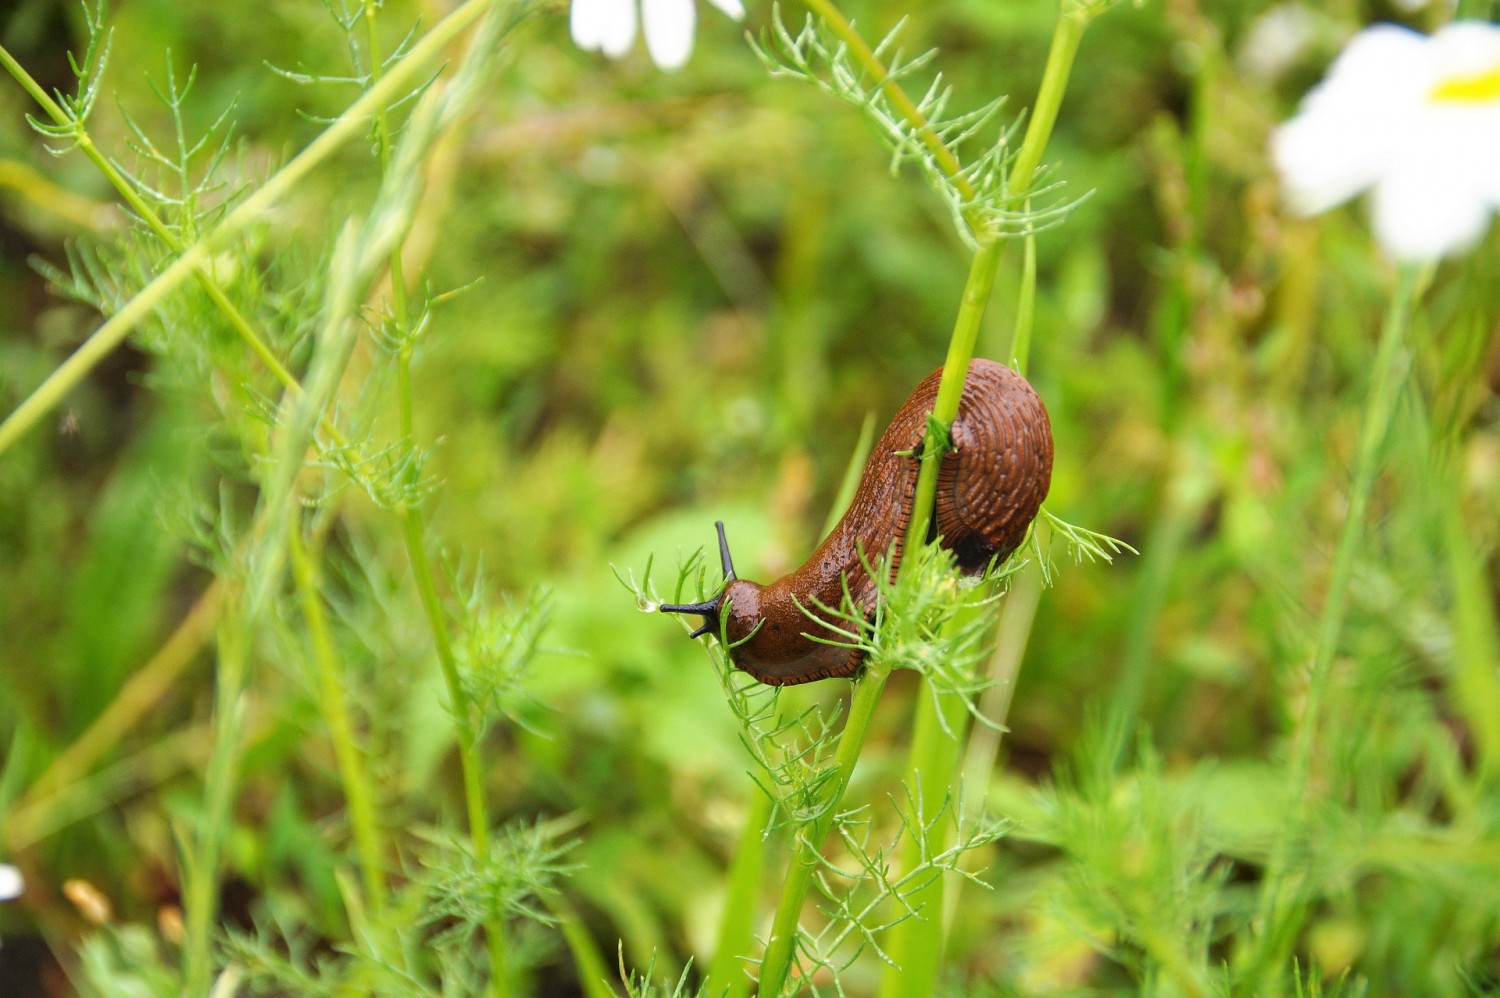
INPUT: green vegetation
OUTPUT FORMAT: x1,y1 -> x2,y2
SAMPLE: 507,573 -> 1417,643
0,0 -> 1497,995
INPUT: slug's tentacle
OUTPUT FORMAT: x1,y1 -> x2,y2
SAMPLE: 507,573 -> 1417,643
659,596 -> 721,638
665,359 -> 1053,687
660,520 -> 736,638
715,520 -> 736,581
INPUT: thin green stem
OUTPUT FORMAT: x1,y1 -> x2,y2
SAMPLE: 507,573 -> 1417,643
715,417 -> 877,997
1010,231 -> 1037,373
401,487 -> 511,992
754,5 -> 1097,993
1443,474 -> 1500,790
11,582 -> 222,821
0,40 -> 324,431
0,0 -> 494,458
183,599 -> 249,994
1098,452 -> 1214,777
798,0 -> 984,234
799,0 -> 968,195
902,239 -> 1004,561
288,527 -> 389,917
362,2 -> 508,988
1007,7 -> 1088,197
401,506 -> 511,991
756,663 -> 889,997
1247,264 -> 1423,982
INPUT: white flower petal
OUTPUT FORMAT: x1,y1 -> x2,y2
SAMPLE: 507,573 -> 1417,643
1273,24 -> 1430,214
572,0 -> 636,57
0,865 -> 22,902
1372,158 -> 1492,261
705,0 -> 746,21
642,0 -> 695,71
571,0 -> 603,50
1427,19 -> 1500,77
1272,110 -> 1385,215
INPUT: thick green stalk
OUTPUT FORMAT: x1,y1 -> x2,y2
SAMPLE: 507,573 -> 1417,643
288,528 -> 389,916
875,672 -> 968,998
1246,265 -> 1423,983
755,3 -> 1095,991
705,789 -> 773,998
0,0 -> 495,458
875,8 -> 1093,990
752,233 -> 998,993
754,227 -> 1001,998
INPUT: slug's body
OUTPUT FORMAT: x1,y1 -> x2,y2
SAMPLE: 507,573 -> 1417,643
663,359 -> 1053,686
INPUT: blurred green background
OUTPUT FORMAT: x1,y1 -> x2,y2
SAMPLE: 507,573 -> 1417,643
1,0 -> 1498,994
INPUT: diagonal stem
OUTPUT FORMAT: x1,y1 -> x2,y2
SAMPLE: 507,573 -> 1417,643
0,0 -> 495,458
0,42 -> 322,429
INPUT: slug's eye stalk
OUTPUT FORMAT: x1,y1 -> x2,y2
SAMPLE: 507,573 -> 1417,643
660,520 -> 735,639
659,596 -> 722,638
716,520 -> 736,582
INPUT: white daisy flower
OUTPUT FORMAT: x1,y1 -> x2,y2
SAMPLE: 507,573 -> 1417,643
571,0 -> 745,72
0,865 -> 22,902
1273,20 -> 1500,261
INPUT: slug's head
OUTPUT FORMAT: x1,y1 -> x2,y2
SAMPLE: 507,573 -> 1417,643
659,521 -> 765,645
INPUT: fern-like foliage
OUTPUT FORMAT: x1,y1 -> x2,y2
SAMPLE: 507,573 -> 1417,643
751,6 -> 1083,247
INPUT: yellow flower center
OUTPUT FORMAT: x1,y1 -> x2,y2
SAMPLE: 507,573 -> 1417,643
1430,63 -> 1500,103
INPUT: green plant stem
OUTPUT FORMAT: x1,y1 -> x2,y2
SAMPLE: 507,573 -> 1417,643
706,789 -> 773,998
551,898 -> 616,998
0,0 -> 495,459
1007,7 -> 1088,198
400,509 -> 510,988
755,4 -> 1096,992
183,601 -> 250,995
712,417 -> 877,998
0,157 -> 108,228
876,665 -> 969,998
1247,264 -> 1423,982
875,7 -> 1092,986
288,527 -> 389,917
903,239 -> 1004,559
1442,474 -> 1500,790
0,42 -> 339,438
1098,451 -> 1214,777
756,662 -> 890,997
10,581 -> 221,823
1011,231 -> 1037,371
798,0 -> 984,234
799,0 -> 969,195
361,3 -> 509,989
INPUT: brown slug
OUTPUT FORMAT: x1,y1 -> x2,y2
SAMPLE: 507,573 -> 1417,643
661,358 -> 1053,686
